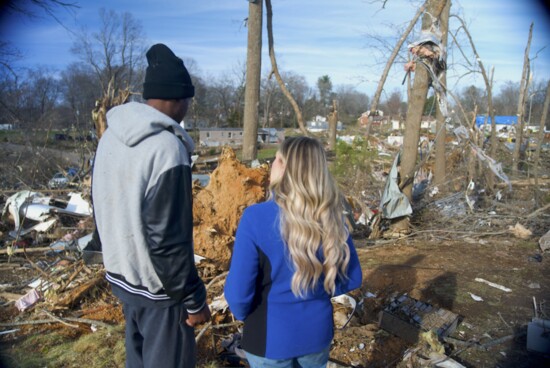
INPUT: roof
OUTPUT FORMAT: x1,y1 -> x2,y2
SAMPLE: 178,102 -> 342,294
475,116 -> 518,126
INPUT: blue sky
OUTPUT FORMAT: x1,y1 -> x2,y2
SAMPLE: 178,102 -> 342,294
1,0 -> 549,97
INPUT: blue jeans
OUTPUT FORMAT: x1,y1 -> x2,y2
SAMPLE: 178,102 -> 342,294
245,346 -> 330,368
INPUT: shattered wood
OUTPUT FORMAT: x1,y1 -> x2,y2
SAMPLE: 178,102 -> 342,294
1,138 -> 550,367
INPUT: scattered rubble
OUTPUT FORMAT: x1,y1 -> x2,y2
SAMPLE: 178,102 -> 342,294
1,136 -> 549,367
378,294 -> 460,344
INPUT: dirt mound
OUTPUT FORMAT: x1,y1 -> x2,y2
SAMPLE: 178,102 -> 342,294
193,146 -> 269,270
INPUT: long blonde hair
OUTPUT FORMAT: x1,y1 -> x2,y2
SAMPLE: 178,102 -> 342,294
269,136 -> 350,298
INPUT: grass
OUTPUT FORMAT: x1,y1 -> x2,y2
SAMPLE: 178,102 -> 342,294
330,136 -> 379,185
234,145 -> 278,163
1,325 -> 126,368
0,324 -> 225,368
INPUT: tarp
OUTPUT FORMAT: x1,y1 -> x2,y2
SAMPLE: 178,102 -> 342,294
380,152 -> 413,219
475,116 -> 518,127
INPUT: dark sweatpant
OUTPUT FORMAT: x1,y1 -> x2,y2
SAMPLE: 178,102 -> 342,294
122,302 -> 196,368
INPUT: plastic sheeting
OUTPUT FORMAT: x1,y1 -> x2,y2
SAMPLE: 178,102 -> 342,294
380,152 -> 413,219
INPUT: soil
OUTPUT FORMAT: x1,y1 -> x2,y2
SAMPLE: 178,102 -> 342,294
193,146 -> 269,271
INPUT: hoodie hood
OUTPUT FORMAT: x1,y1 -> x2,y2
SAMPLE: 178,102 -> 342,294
106,101 -> 194,152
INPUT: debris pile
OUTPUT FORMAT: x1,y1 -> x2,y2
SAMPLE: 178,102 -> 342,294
378,294 -> 460,344
1,138 -> 549,367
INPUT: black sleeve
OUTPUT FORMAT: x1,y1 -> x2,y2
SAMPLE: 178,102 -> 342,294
143,164 -> 206,312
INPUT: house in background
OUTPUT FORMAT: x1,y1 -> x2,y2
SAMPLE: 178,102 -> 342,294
475,116 -> 518,132
199,128 -> 242,147
199,127 -> 284,147
475,116 -> 519,141
358,111 -> 388,128
306,115 -> 343,132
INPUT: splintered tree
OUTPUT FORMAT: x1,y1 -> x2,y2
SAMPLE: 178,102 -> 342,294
450,15 -> 498,188
327,99 -> 338,151
512,22 -> 534,174
366,0 -> 428,137
72,8 -> 145,138
433,0 -> 450,187
265,0 -> 308,135
395,0 -> 449,234
532,80 -> 550,206
242,0 -> 263,161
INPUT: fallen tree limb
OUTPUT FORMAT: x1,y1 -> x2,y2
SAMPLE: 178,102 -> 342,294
496,178 -> 550,187
64,317 -> 115,330
40,309 -> 79,328
357,230 -> 510,252
527,203 -> 550,218
445,329 -> 527,353
52,272 -> 105,309
206,271 -> 228,291
0,247 -> 51,255
195,320 -> 242,343
0,317 -> 113,330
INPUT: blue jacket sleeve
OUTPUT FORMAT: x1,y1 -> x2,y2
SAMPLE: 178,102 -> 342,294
334,235 -> 362,296
143,163 -> 206,313
224,211 -> 260,321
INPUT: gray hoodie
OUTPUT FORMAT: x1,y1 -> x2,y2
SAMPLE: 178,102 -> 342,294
92,102 -> 205,312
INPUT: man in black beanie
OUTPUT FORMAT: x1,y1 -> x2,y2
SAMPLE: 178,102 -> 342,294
93,43 -> 210,368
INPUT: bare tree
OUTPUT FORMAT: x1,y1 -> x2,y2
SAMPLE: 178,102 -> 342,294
327,100 -> 338,151
532,80 -> 550,205
335,84 -> 369,124
1,1 -> 77,78
261,73 -> 279,128
242,0 -> 263,161
264,0 -> 308,135
210,66 -> 246,128
451,14 -> 498,185
317,75 -> 333,113
433,0 -> 450,188
384,89 -> 403,117
395,0 -> 449,235
72,8 -> 145,138
492,82 -> 520,115
60,63 -> 101,131
366,0 -> 428,137
72,9 -> 145,95
460,85 -> 486,116
2,0 -> 77,21
512,22 -> 534,173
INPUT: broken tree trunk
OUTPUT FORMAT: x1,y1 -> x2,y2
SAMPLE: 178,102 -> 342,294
242,0 -> 263,161
512,22 -> 534,174
367,0 -> 428,138
51,271 -> 106,309
433,0 -> 450,188
400,0 -> 448,197
394,0 -> 448,235
532,79 -> 550,206
452,15 -> 498,190
328,99 -> 338,151
91,78 -> 130,139
467,105 -> 479,183
265,0 -> 308,136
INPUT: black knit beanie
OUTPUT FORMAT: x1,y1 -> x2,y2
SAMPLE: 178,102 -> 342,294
142,43 -> 195,100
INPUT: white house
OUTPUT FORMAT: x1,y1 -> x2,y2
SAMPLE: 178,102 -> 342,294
306,115 -> 343,132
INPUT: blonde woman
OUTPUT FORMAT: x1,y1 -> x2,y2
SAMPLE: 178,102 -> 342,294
225,136 -> 362,367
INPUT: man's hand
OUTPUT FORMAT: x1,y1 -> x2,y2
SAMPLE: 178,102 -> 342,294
185,304 -> 211,327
